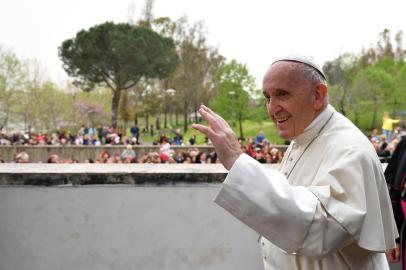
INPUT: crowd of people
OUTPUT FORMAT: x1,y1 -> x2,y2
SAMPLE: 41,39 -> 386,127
0,113 -> 404,164
0,124 -> 138,146
369,125 -> 405,162
0,130 -> 287,164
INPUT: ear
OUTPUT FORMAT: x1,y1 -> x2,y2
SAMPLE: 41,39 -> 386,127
313,83 -> 327,110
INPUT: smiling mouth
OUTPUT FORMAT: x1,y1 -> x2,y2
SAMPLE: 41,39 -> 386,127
275,116 -> 290,124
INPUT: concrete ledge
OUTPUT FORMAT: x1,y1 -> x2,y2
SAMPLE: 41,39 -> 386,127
0,163 -> 279,186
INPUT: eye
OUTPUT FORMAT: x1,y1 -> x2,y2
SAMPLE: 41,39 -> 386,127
263,93 -> 271,103
276,90 -> 288,96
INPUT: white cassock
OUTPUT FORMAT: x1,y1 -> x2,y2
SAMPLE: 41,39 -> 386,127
214,105 -> 398,270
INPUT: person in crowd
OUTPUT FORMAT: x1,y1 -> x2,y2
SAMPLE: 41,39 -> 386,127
173,128 -> 183,145
394,126 -> 406,142
121,144 -> 136,162
255,130 -> 266,147
245,137 -> 257,158
382,111 -> 400,143
159,137 -> 171,162
196,151 -> 208,164
188,147 -> 199,163
49,133 -> 59,145
159,132 -> 168,144
189,134 -> 197,145
112,153 -> 122,163
47,154 -> 59,163
151,152 -> 162,164
255,147 -> 267,163
379,135 -> 391,159
267,147 -> 281,164
96,150 -> 110,163
84,158 -> 94,163
385,135 -> 406,269
167,153 -> 177,164
204,136 -> 212,146
175,150 -> 186,163
370,128 -> 381,143
36,133 -> 46,145
192,55 -> 397,269
183,155 -> 193,164
15,151 -> 29,163
130,124 -> 140,145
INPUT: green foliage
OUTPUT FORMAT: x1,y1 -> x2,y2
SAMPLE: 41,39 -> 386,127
326,29 -> 406,131
58,21 -> 179,128
2,25 -> 406,139
59,21 -> 179,89
0,46 -> 26,129
209,59 -> 256,139
150,16 -> 224,133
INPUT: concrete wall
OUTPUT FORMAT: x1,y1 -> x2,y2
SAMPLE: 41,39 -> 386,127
2,164 -> 396,270
0,145 -> 288,163
0,164 -> 267,270
0,185 -> 264,270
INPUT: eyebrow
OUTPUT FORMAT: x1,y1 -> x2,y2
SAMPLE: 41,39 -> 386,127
263,88 -> 288,95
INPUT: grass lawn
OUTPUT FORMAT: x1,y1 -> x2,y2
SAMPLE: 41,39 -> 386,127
134,117 -> 285,145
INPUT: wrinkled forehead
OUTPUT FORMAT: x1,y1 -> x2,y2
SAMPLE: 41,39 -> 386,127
262,61 -> 300,84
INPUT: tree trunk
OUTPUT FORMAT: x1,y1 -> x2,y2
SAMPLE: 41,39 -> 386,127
164,110 -> 167,128
123,122 -> 127,136
156,114 -> 161,130
183,101 -> 188,133
2,105 -> 9,130
371,101 -> 378,129
339,97 -> 346,116
145,114 -> 149,132
134,113 -> 138,125
111,89 -> 121,129
354,110 -> 359,126
176,112 -> 179,126
392,98 -> 398,116
238,112 -> 244,140
194,103 -> 198,123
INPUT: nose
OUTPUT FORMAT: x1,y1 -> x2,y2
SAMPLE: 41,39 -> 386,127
266,98 -> 282,116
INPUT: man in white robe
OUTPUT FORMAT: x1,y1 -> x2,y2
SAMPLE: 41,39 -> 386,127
192,55 -> 398,270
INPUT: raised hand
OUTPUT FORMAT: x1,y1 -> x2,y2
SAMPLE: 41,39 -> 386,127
192,105 -> 242,170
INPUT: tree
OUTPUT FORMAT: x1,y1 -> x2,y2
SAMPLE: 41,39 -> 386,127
139,15 -> 224,133
168,18 -> 223,133
210,59 -> 256,139
73,99 -> 107,128
59,21 -> 179,129
351,64 -> 394,129
0,46 -> 26,130
376,28 -> 395,60
323,53 -> 359,116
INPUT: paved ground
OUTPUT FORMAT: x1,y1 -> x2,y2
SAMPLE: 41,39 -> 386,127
390,262 -> 401,270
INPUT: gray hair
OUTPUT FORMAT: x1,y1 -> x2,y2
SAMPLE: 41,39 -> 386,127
295,63 -> 327,86
295,62 -> 329,105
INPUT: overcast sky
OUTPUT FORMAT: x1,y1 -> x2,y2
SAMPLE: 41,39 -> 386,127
1,0 -> 405,87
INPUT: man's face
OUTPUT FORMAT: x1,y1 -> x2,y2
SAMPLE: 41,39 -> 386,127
262,62 -> 319,140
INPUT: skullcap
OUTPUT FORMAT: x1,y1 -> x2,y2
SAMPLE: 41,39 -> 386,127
272,55 -> 326,80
